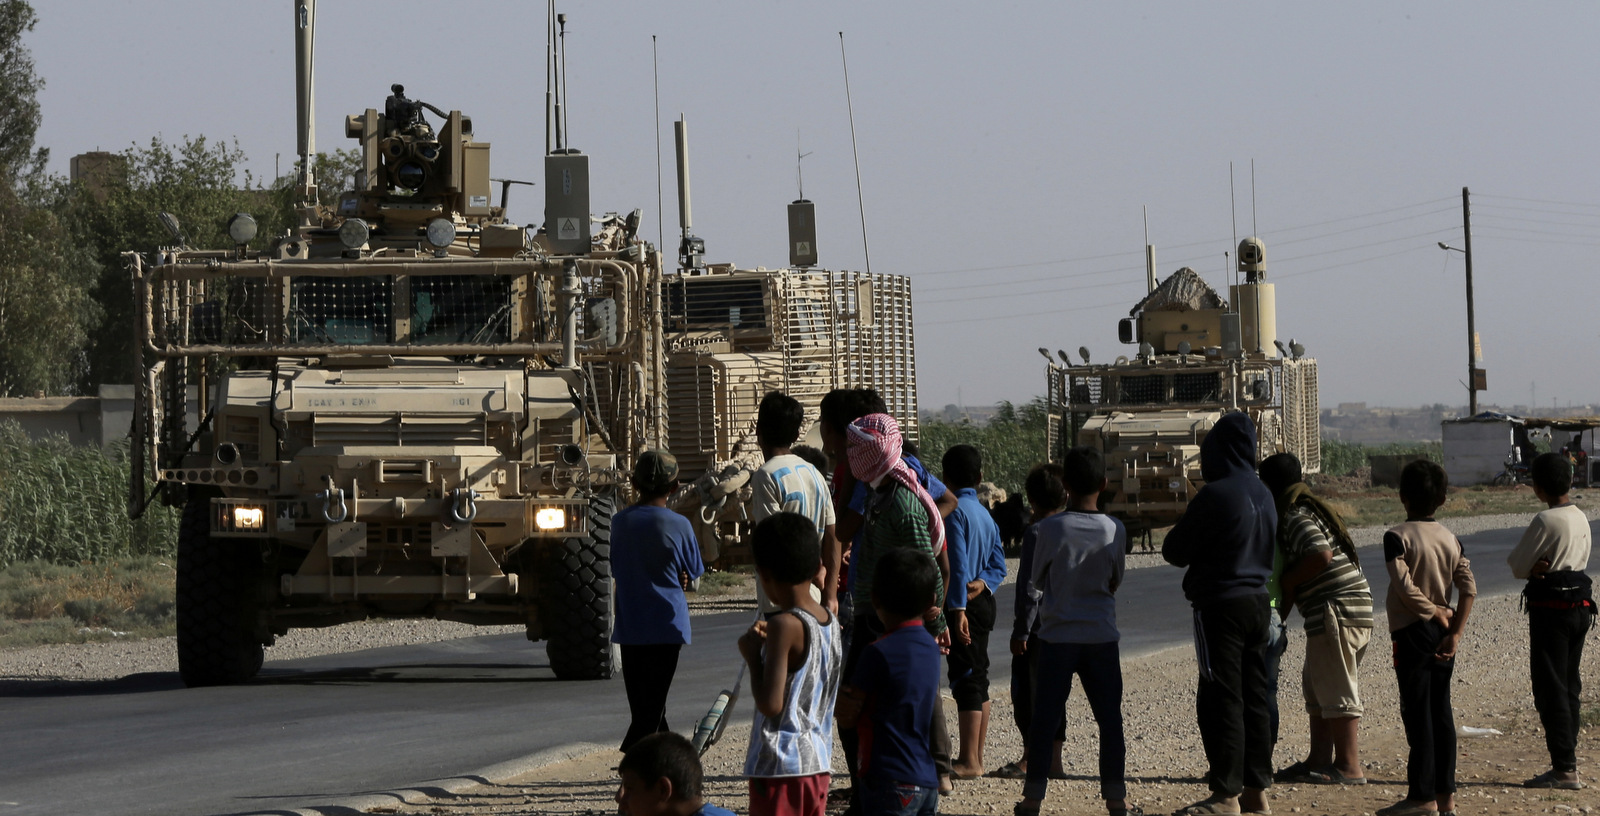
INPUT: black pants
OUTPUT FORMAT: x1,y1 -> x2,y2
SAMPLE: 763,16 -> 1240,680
1192,595 -> 1273,796
1023,640 -> 1126,802
619,643 -> 681,751
1392,619 -> 1456,800
841,611 -> 951,797
1529,606 -> 1592,772
948,588 -> 996,711
1011,634 -> 1067,744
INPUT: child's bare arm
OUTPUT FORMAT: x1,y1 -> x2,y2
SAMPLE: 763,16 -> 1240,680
750,614 -> 802,718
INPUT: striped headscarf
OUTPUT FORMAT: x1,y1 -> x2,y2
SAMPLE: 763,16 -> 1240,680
846,413 -> 945,552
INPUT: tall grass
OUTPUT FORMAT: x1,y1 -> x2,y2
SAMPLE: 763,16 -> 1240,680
1320,440 -> 1443,477
0,420 -> 179,567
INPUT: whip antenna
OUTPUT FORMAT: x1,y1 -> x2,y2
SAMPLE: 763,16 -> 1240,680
1251,158 -> 1258,237
546,0 -> 555,154
653,35 -> 665,253
839,32 -> 872,275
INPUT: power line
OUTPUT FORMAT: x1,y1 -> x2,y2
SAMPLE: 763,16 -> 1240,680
1476,193 -> 1600,210
1276,243 -> 1436,280
914,197 -> 1456,279
918,260 -> 1139,294
1471,211 -> 1600,231
917,297 -> 1130,328
918,277 -> 1138,306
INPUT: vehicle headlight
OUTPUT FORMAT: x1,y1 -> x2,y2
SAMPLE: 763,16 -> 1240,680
232,506 -> 265,531
535,508 -> 566,530
226,212 -> 258,245
425,217 -> 457,249
338,218 -> 370,249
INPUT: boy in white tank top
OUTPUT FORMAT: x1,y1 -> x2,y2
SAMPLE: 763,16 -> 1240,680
740,512 -> 844,816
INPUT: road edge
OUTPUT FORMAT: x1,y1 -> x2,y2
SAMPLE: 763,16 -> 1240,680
273,740 -> 612,816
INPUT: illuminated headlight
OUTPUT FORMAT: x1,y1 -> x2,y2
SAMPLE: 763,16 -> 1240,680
338,218 -> 370,249
535,508 -> 566,530
232,506 -> 266,531
425,217 -> 457,248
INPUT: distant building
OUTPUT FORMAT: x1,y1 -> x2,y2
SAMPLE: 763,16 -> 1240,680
69,151 -> 128,203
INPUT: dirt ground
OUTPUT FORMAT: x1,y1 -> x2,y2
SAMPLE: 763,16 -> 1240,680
378,594 -> 1600,816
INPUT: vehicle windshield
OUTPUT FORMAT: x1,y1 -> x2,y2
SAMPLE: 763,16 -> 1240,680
288,275 -> 511,345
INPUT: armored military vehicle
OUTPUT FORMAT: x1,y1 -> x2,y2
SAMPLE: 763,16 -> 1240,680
127,1 -> 918,686
1044,238 -> 1320,539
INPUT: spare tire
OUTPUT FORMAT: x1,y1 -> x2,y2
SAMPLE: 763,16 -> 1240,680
543,492 -> 616,680
176,496 -> 265,687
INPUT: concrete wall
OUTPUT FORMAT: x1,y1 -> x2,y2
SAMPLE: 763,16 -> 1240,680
0,385 -> 197,448
1442,419 -> 1514,486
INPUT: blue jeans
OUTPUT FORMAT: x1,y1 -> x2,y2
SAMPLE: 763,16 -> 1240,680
1023,640 -> 1126,802
1265,605 -> 1289,745
861,778 -> 937,816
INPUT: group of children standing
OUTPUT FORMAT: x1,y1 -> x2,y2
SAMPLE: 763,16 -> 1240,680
607,394 -> 1592,816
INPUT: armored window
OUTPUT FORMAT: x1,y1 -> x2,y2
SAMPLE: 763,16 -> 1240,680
1173,371 -> 1221,403
1119,374 -> 1165,405
289,276 -> 392,344
411,275 -> 512,344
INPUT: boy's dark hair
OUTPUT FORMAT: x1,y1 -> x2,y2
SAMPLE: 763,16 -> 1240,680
871,548 -> 939,619
1399,459 -> 1449,515
820,388 -> 876,434
756,391 -> 805,448
941,444 -> 983,489
857,388 -> 887,415
791,444 -> 829,475
1531,451 -> 1573,498
751,512 -> 821,585
618,732 -> 702,799
1061,446 -> 1106,497
1258,452 -> 1303,497
901,439 -> 920,458
1024,463 -> 1066,511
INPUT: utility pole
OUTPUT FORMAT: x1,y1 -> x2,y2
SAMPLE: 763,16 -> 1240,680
1462,186 -> 1479,416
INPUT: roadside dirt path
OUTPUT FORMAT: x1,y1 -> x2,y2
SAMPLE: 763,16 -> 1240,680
379,593 -> 1599,816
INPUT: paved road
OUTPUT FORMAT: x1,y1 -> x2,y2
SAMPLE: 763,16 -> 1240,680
0,520 -> 1561,816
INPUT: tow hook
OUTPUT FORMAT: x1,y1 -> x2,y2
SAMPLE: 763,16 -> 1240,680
448,487 -> 480,524
317,476 -> 348,523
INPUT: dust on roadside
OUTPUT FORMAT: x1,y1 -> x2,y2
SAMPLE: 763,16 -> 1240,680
383,594 -> 1600,816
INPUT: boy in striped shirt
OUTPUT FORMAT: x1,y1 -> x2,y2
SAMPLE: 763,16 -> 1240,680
1259,453 -> 1373,787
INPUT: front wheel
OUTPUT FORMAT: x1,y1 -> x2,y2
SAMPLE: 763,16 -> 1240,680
543,492 -> 616,680
176,497 -> 265,687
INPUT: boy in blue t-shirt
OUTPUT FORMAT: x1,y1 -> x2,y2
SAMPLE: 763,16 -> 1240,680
836,548 -> 943,816
617,732 -> 736,816
611,450 -> 705,751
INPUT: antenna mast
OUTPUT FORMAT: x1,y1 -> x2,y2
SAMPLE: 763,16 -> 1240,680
545,0 -> 555,155
293,0 -> 317,218
1251,158 -> 1257,236
839,32 -> 872,275
796,130 -> 812,200
653,35 -> 664,252
1143,205 -> 1156,294
558,13 -> 570,148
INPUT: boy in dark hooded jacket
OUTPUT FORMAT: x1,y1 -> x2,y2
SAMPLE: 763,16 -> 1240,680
1162,412 -> 1277,815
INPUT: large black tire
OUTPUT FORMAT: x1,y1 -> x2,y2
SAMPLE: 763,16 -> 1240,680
176,497 -> 265,687
544,492 -> 615,680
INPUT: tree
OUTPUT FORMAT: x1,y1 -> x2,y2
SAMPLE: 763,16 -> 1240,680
918,396 -> 1052,495
0,180 -> 99,396
0,0 -> 46,180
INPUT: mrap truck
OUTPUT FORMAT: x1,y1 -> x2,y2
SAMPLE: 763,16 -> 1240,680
126,1 -> 919,687
1043,238 -> 1320,541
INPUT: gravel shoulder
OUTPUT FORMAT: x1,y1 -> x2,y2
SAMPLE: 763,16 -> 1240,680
383,593 -> 1599,816
5,510 -> 1600,816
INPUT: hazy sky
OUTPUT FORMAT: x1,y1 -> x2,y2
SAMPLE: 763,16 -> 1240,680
28,2 -> 1600,412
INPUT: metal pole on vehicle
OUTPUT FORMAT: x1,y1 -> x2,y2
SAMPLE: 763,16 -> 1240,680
1462,186 -> 1478,417
561,259 -> 581,368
